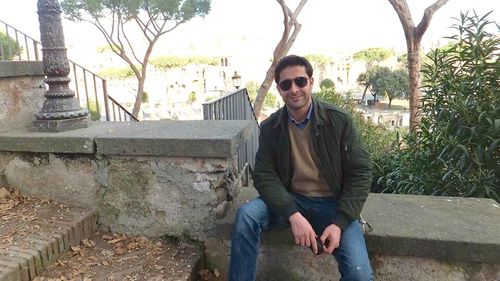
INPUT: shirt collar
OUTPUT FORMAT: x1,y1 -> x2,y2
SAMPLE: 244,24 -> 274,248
288,102 -> 313,130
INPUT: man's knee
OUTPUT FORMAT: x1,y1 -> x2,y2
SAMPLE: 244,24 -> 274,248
234,204 -> 252,227
233,199 -> 267,234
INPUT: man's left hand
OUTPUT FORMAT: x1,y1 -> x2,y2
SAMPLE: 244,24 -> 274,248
320,224 -> 342,254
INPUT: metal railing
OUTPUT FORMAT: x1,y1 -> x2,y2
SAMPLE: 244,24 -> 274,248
0,19 -> 137,122
203,88 -> 260,178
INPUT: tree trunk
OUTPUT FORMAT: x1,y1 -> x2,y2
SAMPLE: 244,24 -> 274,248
372,92 -> 377,104
131,37 -> 158,118
254,62 -> 279,117
253,0 -> 308,118
388,0 -> 449,132
361,84 -> 369,103
407,41 -> 421,129
132,77 -> 146,117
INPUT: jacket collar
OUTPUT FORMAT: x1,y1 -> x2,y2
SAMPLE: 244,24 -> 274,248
272,97 -> 327,130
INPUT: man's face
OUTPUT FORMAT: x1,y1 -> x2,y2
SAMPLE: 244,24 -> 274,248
276,65 -> 313,112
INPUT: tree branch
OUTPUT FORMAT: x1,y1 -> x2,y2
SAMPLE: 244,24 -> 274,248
273,0 -> 290,59
254,0 -> 307,116
144,4 -> 161,35
415,0 -> 450,40
159,19 -> 181,36
90,16 -> 140,80
291,0 -> 307,20
387,0 -> 415,44
281,1 -> 307,57
92,17 -> 124,58
133,17 -> 153,43
121,18 -> 142,64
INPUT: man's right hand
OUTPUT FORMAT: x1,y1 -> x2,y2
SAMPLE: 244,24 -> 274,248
289,212 -> 319,254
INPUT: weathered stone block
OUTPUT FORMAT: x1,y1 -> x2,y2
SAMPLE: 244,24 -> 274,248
0,263 -> 22,281
3,154 -> 100,206
0,73 -> 45,132
371,254 -> 500,281
0,255 -> 28,281
6,248 -> 37,280
99,156 -> 236,238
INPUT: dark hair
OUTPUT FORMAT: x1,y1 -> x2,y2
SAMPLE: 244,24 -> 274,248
274,55 -> 313,83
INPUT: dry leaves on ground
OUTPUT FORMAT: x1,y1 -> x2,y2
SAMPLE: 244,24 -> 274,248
35,231 -> 204,281
0,186 -> 22,214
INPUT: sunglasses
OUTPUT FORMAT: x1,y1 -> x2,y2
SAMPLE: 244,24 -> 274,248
278,76 -> 309,91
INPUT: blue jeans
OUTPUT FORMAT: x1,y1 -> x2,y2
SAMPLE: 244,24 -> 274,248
229,193 -> 373,281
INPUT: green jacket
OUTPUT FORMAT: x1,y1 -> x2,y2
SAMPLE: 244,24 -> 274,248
253,97 -> 372,230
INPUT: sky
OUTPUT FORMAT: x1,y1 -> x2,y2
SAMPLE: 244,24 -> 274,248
0,0 -> 498,81
1,0 -> 498,53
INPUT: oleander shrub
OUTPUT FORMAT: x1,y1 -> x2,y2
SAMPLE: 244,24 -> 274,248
376,11 -> 499,202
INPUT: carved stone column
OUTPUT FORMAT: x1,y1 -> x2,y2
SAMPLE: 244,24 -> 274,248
33,0 -> 88,132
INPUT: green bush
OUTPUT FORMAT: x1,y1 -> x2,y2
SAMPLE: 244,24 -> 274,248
142,91 -> 149,103
320,78 -> 335,90
304,54 -> 331,65
245,81 -> 259,103
150,56 -> 218,70
97,67 -> 135,80
0,32 -> 21,60
314,86 -> 399,185
376,11 -> 499,202
314,87 -> 350,110
87,100 -> 101,121
187,91 -> 197,104
245,81 -> 277,110
263,93 -> 277,109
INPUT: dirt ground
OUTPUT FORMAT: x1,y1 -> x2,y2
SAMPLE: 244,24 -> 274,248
34,230 -> 202,281
0,187 -> 227,281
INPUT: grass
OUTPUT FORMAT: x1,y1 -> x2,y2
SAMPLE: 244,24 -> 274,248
375,99 -> 409,110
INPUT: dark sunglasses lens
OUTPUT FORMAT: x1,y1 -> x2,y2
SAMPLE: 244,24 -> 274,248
279,80 -> 293,91
279,77 -> 308,91
295,77 -> 308,88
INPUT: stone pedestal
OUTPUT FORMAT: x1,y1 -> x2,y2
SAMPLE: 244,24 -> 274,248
33,116 -> 89,132
33,0 -> 88,132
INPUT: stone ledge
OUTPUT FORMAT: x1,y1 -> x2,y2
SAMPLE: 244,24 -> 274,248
94,120 -> 252,157
207,192 -> 500,267
363,193 -> 500,263
0,132 -> 95,154
258,194 -> 500,264
0,62 -> 43,78
0,120 -> 252,158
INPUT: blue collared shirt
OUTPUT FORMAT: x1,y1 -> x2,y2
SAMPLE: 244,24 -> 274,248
288,103 -> 313,130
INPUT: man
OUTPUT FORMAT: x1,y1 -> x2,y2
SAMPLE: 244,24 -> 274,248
229,55 -> 373,281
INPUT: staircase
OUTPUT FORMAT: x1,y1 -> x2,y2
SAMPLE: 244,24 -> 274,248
0,188 -> 98,280
0,19 -> 137,122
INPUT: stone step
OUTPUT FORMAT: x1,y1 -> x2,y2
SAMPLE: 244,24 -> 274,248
36,230 -> 203,280
204,183 -> 341,280
0,191 -> 98,281
203,187 -> 500,281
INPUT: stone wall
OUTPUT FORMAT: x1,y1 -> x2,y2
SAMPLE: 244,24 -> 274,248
0,152 -> 237,239
0,62 -> 45,132
0,120 -> 252,240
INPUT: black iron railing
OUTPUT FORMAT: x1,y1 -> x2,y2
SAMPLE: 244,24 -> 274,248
0,19 -> 137,122
203,88 -> 260,176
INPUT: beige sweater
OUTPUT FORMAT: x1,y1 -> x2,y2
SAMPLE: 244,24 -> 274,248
288,123 -> 333,197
